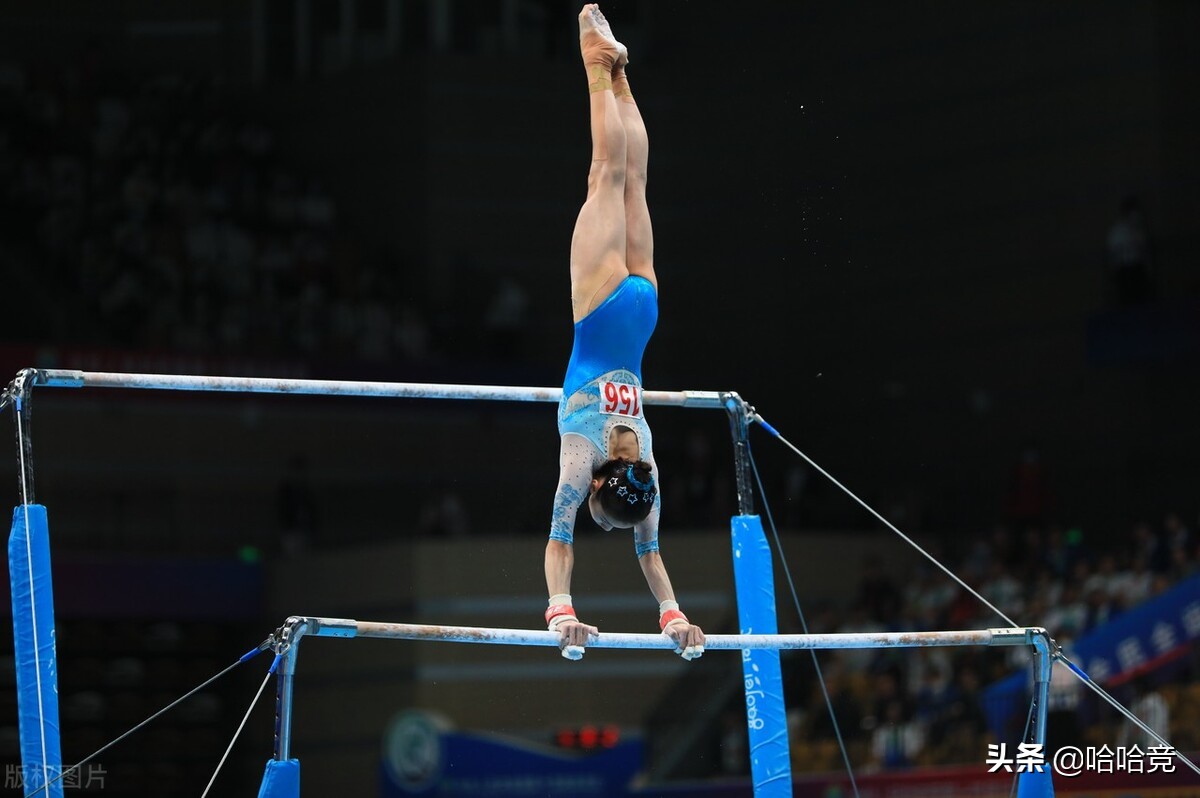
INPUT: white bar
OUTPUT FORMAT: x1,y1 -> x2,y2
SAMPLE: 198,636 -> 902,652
31,369 -> 727,409
301,618 -> 1041,650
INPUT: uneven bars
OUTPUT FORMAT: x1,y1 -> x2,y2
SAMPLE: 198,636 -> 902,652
27,369 -> 726,409
282,617 -> 1048,650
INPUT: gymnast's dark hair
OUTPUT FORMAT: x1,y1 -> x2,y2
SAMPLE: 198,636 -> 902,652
592,458 -> 657,526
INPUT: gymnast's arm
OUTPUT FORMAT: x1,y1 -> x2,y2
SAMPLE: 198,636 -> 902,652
634,487 -> 706,660
544,436 -> 599,656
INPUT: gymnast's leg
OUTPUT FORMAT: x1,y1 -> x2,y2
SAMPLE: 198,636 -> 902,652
612,60 -> 656,290
569,4 -> 629,322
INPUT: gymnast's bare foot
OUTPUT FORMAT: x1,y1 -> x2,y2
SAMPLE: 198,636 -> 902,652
579,4 -> 627,70
591,5 -> 629,69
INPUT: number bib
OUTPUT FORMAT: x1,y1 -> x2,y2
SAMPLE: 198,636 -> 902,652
599,380 -> 643,419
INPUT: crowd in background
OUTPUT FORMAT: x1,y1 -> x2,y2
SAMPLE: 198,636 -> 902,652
0,61 -> 438,364
771,510 -> 1199,774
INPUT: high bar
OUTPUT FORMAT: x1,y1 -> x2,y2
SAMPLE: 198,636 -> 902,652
284,617 -> 1047,650
29,369 -> 727,409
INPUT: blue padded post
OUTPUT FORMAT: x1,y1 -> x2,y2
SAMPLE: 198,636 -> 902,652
731,514 -> 791,796
1017,769 -> 1055,798
9,504 -> 64,798
257,758 -> 300,798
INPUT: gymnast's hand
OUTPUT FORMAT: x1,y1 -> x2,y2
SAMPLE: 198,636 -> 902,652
664,621 -> 705,661
555,618 -> 598,661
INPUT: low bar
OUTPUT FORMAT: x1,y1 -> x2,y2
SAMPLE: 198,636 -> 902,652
294,617 -> 1044,650
269,616 -> 1050,770
29,369 -> 727,409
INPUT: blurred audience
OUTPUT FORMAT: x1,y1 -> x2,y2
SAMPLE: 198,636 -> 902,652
784,505 -> 1199,772
0,60 -> 432,363
1118,677 -> 1169,750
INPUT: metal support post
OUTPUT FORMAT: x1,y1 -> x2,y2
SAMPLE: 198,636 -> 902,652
273,617 -> 309,761
7,368 -> 37,503
1030,630 -> 1054,749
723,392 -> 755,516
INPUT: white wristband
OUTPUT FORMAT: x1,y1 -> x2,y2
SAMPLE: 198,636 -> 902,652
549,593 -> 573,607
658,599 -> 680,618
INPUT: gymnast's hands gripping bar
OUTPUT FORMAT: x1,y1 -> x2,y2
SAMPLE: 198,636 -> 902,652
281,617 -> 1049,650
29,369 -> 727,409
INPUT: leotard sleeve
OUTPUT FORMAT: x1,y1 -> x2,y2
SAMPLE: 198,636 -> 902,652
632,456 -> 661,557
548,434 -> 598,545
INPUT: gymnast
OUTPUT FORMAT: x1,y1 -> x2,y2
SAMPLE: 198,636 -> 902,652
544,4 -> 706,662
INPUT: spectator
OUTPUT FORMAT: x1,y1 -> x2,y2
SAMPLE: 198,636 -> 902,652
912,661 -> 954,724
1043,584 -> 1087,639
928,666 -> 987,762
870,698 -> 924,769
1118,677 -> 1170,750
1163,512 -> 1191,560
1120,554 -> 1155,608
802,671 -> 863,744
856,554 -> 902,626
1132,521 -> 1170,574
1106,196 -> 1154,306
980,562 -> 1025,620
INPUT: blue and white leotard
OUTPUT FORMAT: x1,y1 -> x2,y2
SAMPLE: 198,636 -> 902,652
550,275 -> 662,557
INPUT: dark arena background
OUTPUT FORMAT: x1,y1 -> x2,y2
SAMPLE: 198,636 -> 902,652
1,1 -> 1199,796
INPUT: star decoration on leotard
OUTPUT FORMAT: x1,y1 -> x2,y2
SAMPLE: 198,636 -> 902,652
608,477 -> 619,487
642,492 -> 653,502
626,493 -> 638,505
617,486 -> 628,497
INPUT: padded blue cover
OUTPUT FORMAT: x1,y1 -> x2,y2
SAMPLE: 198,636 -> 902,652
731,515 -> 791,796
9,504 -> 64,798
257,758 -> 300,798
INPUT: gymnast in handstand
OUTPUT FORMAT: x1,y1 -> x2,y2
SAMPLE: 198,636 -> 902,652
544,4 -> 705,662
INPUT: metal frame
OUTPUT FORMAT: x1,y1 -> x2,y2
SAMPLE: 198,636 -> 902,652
4,368 -> 1060,791
267,616 -> 1055,764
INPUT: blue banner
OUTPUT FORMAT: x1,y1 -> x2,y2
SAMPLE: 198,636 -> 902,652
984,573 -> 1200,735
1068,573 -> 1200,684
9,504 -> 64,798
730,515 -> 791,797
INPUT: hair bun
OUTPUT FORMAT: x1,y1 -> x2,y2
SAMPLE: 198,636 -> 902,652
626,462 -> 654,492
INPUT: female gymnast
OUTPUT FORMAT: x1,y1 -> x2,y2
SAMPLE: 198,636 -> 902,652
543,4 -> 706,662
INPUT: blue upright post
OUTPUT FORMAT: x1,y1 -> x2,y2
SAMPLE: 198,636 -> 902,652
9,503 -> 65,798
731,515 -> 792,796
259,619 -> 303,798
1017,633 -> 1055,798
724,393 -> 791,796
